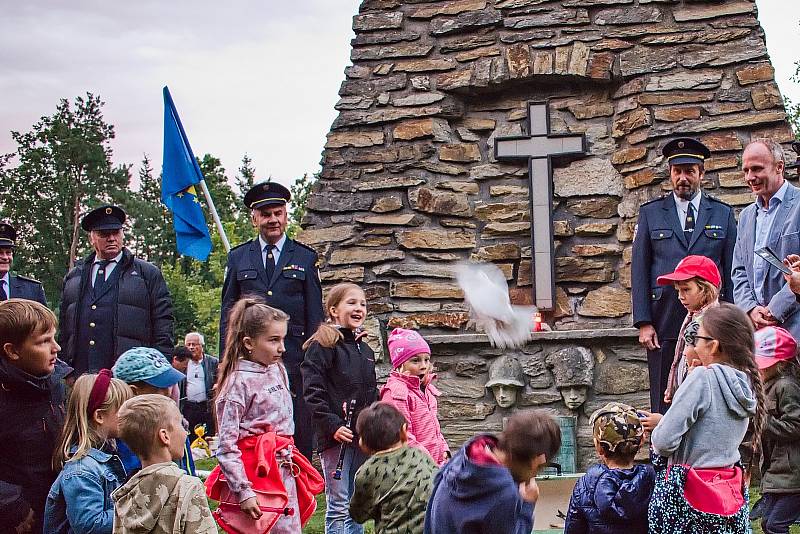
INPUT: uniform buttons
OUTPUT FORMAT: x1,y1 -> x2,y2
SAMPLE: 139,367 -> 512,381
267,290 -> 273,296
91,305 -> 97,310
89,322 -> 96,328
292,274 -> 297,278
89,340 -> 95,346
659,233 -> 664,237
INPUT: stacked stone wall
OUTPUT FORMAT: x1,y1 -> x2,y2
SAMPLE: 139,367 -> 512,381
300,0 -> 795,465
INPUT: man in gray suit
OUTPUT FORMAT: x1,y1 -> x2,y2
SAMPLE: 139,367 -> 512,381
733,139 -> 800,338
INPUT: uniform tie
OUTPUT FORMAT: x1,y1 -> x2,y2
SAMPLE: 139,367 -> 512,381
264,244 -> 275,281
684,202 -> 696,243
93,259 -> 114,294
0,279 -> 6,301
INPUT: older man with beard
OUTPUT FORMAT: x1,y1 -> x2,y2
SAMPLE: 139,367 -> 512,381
632,138 -> 737,414
220,181 -> 323,458
733,139 -> 800,339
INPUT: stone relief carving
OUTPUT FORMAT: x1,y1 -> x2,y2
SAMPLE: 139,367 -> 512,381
485,355 -> 525,408
546,347 -> 594,411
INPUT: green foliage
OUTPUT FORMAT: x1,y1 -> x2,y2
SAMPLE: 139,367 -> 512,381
0,93 -> 131,304
0,95 -> 317,354
287,173 -> 316,239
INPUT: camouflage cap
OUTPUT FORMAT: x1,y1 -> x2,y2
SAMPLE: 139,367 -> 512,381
589,402 -> 644,452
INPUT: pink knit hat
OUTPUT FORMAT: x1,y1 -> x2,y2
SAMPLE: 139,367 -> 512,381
387,328 -> 431,368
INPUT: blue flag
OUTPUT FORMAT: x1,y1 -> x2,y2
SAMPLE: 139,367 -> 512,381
161,86 -> 212,261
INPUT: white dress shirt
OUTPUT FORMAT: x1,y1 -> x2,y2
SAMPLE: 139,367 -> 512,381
673,191 -> 702,230
259,233 -> 286,270
186,359 -> 207,402
91,251 -> 123,286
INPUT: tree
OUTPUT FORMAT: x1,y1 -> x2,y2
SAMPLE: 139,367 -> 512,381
287,173 -> 316,239
0,93 -> 130,303
125,155 -> 176,265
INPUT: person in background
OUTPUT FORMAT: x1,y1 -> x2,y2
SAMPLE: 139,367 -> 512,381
179,332 -> 218,436
0,299 -> 71,533
44,371 -> 132,534
564,403 -> 655,534
112,394 -> 216,534
632,137 -> 736,414
424,410 -> 561,534
220,181 -> 323,459
349,402 -> 437,534
753,326 -> 800,534
733,139 -> 800,339
171,345 -> 190,375
0,221 -> 47,305
58,205 -> 174,377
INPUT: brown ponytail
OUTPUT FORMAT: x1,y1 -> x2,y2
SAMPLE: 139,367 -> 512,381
302,283 -> 365,350
216,297 -> 289,395
701,303 -> 766,464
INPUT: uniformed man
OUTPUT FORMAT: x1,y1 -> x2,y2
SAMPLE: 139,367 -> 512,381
0,222 -> 47,305
220,181 -> 324,458
631,137 -> 738,414
58,205 -> 175,376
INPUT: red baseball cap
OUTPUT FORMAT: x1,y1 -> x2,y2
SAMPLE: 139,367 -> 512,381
754,326 -> 798,370
656,255 -> 722,288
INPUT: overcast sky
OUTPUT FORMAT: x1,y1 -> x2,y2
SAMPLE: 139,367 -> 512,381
0,0 -> 797,191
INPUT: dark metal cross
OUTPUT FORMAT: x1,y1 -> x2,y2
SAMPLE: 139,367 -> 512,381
494,101 -> 587,311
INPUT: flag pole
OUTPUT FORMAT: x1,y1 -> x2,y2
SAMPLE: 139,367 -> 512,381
198,179 -> 231,253
163,86 -> 231,254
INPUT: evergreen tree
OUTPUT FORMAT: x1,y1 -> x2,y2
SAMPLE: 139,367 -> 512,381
0,93 -> 129,303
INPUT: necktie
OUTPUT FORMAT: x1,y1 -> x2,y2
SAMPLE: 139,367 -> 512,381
0,280 -> 6,301
94,259 -> 113,294
265,245 -> 275,281
684,203 -> 696,243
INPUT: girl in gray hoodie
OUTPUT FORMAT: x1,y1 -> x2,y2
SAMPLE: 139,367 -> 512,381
646,303 -> 765,534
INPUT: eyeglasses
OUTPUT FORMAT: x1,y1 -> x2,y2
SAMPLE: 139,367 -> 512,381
686,334 -> 714,347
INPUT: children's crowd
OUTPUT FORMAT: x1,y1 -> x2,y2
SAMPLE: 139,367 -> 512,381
2,264 -> 800,534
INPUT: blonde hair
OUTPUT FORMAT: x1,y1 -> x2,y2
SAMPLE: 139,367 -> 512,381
0,299 -> 57,357
217,297 -> 290,394
54,373 -> 132,468
117,394 -> 178,459
303,283 -> 365,350
693,278 -> 719,309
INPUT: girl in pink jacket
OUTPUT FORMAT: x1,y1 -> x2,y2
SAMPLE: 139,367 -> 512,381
379,328 -> 450,465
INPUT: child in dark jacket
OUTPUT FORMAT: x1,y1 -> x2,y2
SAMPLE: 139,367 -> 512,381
301,283 -> 378,534
754,326 -> 800,534
564,402 -> 655,534
424,410 -> 561,534
0,299 -> 71,534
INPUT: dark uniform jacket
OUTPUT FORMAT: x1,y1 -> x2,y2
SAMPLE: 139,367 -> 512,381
0,358 -> 71,533
219,236 -> 324,365
760,374 -> 800,494
301,329 -> 378,452
58,248 -> 174,370
6,273 -> 47,306
632,193 -> 737,339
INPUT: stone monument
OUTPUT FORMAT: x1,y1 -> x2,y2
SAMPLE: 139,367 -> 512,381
300,0 -> 793,468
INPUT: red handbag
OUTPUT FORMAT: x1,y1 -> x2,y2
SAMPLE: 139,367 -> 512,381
668,464 -> 745,516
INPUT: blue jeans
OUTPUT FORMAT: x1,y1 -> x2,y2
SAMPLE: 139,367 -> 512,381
760,493 -> 800,534
320,444 -> 366,534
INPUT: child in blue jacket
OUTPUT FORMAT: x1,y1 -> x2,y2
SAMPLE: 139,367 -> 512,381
564,402 -> 655,534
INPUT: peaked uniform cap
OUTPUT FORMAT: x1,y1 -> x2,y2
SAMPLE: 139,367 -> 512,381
663,137 -> 711,166
81,205 -> 127,232
0,222 -> 16,247
244,181 -> 291,210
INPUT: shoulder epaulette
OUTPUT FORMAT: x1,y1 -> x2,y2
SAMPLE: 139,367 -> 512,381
292,239 -> 318,255
640,194 -> 667,208
230,240 -> 254,252
15,274 -> 42,284
704,194 -> 733,207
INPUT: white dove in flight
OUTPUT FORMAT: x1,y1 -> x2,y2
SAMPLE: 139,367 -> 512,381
455,262 -> 537,349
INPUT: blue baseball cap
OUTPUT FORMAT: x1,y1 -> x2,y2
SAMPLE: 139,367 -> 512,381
112,347 -> 185,388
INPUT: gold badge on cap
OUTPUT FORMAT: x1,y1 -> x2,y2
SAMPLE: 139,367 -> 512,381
677,141 -> 685,149
105,207 -> 112,214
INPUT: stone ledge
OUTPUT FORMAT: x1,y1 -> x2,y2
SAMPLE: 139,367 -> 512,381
426,328 -> 640,345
